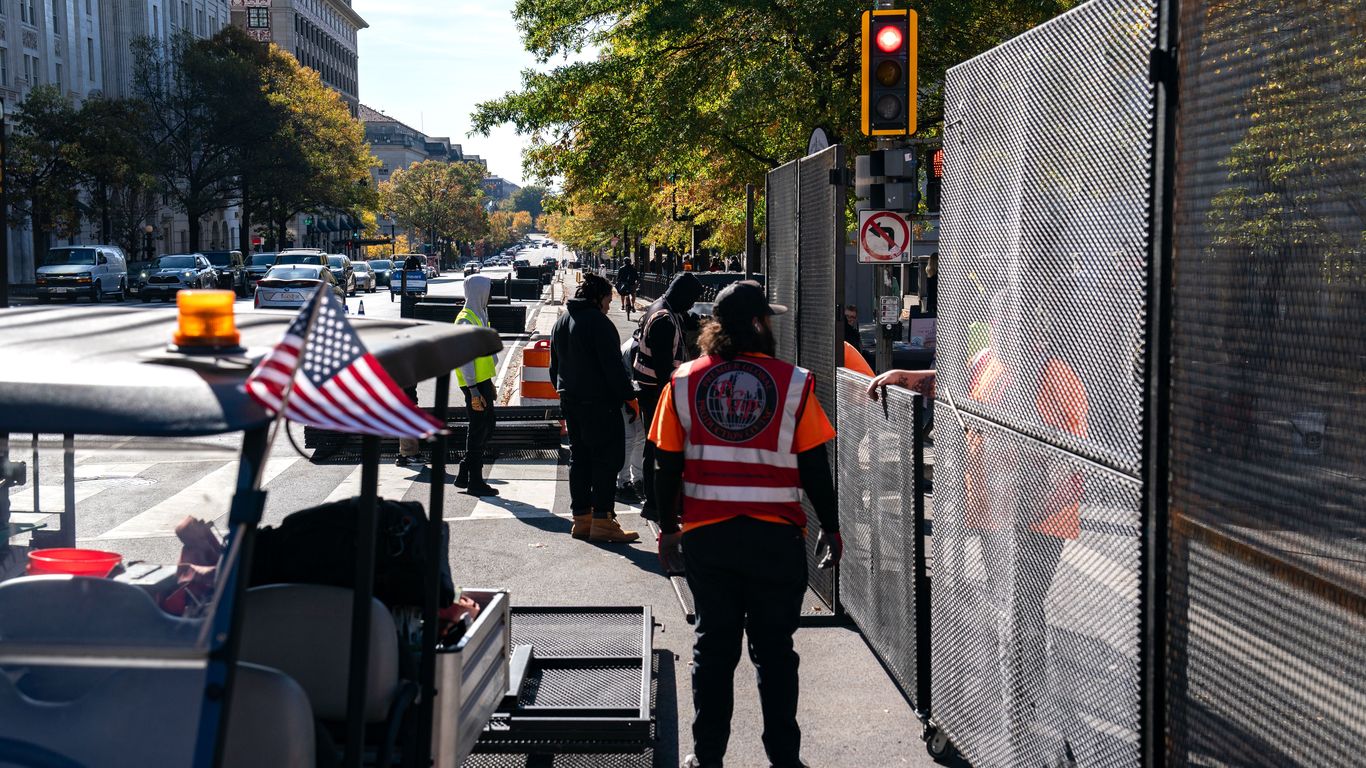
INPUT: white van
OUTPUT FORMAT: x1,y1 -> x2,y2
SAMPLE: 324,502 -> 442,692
35,245 -> 129,303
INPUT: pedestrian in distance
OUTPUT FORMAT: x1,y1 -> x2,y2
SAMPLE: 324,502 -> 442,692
616,259 -> 640,313
549,273 -> 643,543
726,256 -> 741,272
652,280 -> 843,768
631,272 -> 704,521
454,274 -> 500,496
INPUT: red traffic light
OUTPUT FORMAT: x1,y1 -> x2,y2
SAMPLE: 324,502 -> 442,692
875,25 -> 904,53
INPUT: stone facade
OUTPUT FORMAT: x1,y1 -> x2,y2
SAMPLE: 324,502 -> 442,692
230,0 -> 366,116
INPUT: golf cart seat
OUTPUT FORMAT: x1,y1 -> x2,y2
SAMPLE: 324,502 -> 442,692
238,584 -> 415,764
0,574 -> 201,647
0,662 -> 315,768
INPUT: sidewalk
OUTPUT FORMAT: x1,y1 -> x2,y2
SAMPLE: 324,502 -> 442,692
443,273 -> 937,767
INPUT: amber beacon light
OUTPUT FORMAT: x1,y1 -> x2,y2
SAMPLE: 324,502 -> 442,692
172,290 -> 242,353
861,8 -> 918,137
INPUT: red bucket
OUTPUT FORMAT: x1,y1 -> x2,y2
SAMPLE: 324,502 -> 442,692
27,548 -> 123,577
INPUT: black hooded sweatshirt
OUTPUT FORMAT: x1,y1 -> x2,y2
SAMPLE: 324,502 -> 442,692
549,298 -> 635,404
635,272 -> 704,389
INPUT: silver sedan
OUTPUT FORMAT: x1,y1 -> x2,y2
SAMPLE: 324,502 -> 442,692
253,264 -> 345,310
352,262 -> 378,293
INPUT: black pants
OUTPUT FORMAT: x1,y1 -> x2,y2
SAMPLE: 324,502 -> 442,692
685,517 -> 807,767
461,379 -> 496,469
563,399 -> 625,518
638,387 -> 661,516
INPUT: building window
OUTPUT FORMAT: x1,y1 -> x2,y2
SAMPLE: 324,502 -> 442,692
196,9 -> 203,36
19,1 -> 27,23
0,50 -> 8,87
152,5 -> 159,34
52,2 -> 60,31
85,0 -> 91,15
86,38 -> 94,81
248,7 -> 269,28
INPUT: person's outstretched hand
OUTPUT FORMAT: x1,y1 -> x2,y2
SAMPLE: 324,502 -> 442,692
658,531 -> 684,575
867,369 -> 936,401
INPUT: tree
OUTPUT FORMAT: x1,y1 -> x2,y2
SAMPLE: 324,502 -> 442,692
380,160 -> 488,252
5,86 -> 84,265
70,96 -> 154,245
509,185 -> 546,219
131,33 -> 237,251
473,0 -> 1077,255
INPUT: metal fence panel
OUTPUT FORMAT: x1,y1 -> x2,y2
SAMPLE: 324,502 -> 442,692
1167,0 -> 1366,762
765,160 -> 800,365
836,369 -> 922,701
934,0 -> 1155,763
932,405 -> 1143,766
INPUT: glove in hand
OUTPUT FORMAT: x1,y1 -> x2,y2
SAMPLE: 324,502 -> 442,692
657,531 -> 684,575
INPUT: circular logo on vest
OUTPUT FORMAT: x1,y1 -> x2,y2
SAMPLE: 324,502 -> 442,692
695,360 -> 779,443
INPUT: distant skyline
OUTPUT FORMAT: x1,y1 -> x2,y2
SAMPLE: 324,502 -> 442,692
352,1 -> 564,187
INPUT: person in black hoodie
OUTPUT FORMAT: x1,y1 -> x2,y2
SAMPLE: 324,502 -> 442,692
630,272 -> 704,520
549,273 -> 642,543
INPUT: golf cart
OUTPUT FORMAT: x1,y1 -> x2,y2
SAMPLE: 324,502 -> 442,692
0,299 -> 508,768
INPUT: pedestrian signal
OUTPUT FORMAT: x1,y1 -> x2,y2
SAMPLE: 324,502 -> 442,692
925,148 -> 943,213
861,9 -> 917,137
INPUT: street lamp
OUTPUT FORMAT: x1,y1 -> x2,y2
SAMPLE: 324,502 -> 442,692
143,225 -> 155,262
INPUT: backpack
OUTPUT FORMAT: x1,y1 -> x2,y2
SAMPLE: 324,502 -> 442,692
249,497 -> 455,609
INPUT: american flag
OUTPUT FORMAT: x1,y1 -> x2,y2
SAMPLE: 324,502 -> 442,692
245,288 -> 444,439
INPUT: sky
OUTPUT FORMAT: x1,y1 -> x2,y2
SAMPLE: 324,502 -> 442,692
351,1 -> 549,187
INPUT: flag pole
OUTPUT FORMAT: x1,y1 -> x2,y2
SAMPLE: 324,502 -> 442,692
260,288 -> 329,486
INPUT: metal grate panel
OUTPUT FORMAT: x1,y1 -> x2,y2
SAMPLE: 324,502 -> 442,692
939,0 -> 1155,476
517,665 -> 642,710
765,159 -> 800,365
509,611 -> 644,659
1167,0 -> 1366,762
931,404 -> 1142,767
836,369 -> 923,702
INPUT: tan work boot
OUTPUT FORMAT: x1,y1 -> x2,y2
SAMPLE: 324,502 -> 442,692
571,513 -> 592,540
590,516 -> 641,543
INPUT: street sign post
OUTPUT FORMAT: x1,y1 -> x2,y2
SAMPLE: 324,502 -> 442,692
858,210 -> 914,263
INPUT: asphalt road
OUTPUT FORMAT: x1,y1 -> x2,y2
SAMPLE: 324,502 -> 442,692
2,247 -> 937,767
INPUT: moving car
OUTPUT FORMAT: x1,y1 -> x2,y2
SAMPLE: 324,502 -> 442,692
244,252 -> 277,289
203,250 -> 247,296
352,261 -> 377,293
326,254 -> 356,296
139,254 -> 218,302
464,261 -> 481,276
273,249 -> 328,267
367,259 -> 395,286
253,264 -> 345,310
126,259 -> 155,296
35,245 -> 128,303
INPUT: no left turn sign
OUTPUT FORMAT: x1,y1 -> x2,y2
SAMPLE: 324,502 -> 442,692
858,210 -> 913,263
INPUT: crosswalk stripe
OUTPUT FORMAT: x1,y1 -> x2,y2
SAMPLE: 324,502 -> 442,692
323,461 -> 424,504
466,479 -> 559,519
93,457 -> 299,540
7,462 -> 156,519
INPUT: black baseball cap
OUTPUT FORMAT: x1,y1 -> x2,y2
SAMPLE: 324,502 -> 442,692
713,280 -> 787,324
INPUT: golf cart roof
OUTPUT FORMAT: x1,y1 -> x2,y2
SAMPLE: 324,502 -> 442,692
0,306 -> 501,438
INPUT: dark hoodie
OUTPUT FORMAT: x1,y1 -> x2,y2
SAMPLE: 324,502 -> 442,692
548,297 -> 636,404
635,273 -> 704,388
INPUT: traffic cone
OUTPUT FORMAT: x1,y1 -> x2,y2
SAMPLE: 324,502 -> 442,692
358,300 -> 365,316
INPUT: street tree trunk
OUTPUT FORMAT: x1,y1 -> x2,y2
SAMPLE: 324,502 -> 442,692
187,210 -> 202,252
238,178 -> 252,255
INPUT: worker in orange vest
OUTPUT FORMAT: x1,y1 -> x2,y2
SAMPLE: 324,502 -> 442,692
869,294 -> 1088,761
651,280 -> 841,768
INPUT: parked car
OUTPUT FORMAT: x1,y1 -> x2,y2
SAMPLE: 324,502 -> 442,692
367,259 -> 396,286
325,254 -> 356,296
463,262 -> 481,277
253,264 -> 345,310
352,261 -> 377,293
126,259 -> 155,296
202,250 -> 247,296
35,245 -> 129,303
139,254 -> 218,302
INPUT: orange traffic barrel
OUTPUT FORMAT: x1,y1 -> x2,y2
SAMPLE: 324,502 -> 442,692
521,339 -> 558,401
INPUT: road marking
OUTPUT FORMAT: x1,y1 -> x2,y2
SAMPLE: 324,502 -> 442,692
324,461 -> 424,504
94,457 -> 298,540
7,462 -> 157,518
465,478 -> 560,519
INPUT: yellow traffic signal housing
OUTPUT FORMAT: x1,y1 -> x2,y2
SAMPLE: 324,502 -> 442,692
861,9 -> 918,137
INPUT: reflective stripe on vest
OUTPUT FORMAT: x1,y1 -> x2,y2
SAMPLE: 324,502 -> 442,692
633,308 -> 686,386
672,355 -> 809,529
454,308 -> 497,387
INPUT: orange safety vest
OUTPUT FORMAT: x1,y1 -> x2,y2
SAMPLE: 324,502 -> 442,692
671,355 -> 811,530
965,348 -> 1088,539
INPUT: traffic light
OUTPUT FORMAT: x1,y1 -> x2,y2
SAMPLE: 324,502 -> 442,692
861,9 -> 917,137
925,148 -> 943,213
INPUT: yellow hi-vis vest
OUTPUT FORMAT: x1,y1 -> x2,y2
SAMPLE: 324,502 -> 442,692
455,307 -> 496,387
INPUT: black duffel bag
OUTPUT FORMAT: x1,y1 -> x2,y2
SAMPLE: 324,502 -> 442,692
250,497 -> 455,609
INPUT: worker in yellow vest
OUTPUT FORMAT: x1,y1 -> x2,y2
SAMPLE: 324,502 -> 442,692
455,274 -> 499,496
